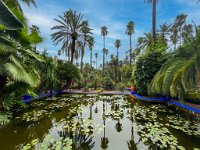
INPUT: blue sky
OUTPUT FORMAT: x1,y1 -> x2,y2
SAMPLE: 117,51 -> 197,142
21,0 -> 200,64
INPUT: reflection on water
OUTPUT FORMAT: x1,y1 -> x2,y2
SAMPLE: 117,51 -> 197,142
0,94 -> 200,150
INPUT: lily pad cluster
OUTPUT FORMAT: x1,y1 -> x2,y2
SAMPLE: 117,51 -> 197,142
61,118 -> 103,136
16,110 -> 51,122
166,116 -> 200,136
135,122 -> 183,149
22,134 -> 72,150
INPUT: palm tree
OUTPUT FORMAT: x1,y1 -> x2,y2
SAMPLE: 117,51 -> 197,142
95,53 -> 98,69
101,26 -> 108,73
125,21 -> 135,66
51,10 -> 92,64
174,14 -> 187,46
139,33 -> 154,51
145,0 -> 158,41
81,21 -> 92,71
158,23 -> 171,45
170,24 -> 178,50
182,24 -> 193,42
88,36 -> 95,67
114,39 -> 121,61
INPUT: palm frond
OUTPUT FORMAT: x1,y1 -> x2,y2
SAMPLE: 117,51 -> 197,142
0,0 -> 23,30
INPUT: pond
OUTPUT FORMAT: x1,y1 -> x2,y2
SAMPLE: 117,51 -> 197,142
0,94 -> 200,150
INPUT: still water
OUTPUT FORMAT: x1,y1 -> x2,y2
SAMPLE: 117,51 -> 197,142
0,94 -> 200,150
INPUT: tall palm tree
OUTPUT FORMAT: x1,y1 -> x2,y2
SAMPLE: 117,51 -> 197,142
174,14 -> 187,46
170,24 -> 178,50
125,21 -> 135,66
114,39 -> 121,61
95,52 -> 98,69
101,26 -> 108,73
81,21 -> 92,71
145,0 -> 158,41
89,36 -> 95,67
51,10 -> 92,64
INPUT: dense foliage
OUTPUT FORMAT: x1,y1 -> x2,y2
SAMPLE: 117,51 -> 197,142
134,49 -> 168,95
149,27 -> 200,101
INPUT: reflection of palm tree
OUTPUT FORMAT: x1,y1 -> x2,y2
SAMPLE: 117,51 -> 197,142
89,104 -> 92,120
60,118 -> 95,150
127,107 -> 137,150
110,101 -> 124,132
101,99 -> 109,149
115,121 -> 123,132
94,103 -> 98,113
73,132 -> 95,150
127,140 -> 137,150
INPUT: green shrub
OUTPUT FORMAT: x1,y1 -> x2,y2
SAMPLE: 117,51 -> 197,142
134,50 -> 168,95
115,82 -> 126,92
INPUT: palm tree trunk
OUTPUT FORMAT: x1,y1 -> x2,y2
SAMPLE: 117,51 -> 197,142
129,35 -> 132,66
179,27 -> 182,46
71,38 -> 76,64
96,58 -> 97,69
81,53 -> 84,71
115,65 -> 117,84
90,49 -> 92,67
117,48 -> 119,61
152,0 -> 157,41
103,36 -> 105,73
117,48 -> 119,82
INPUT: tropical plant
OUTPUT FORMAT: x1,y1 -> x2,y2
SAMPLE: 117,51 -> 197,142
101,26 -> 108,73
36,51 -> 58,92
82,63 -> 93,91
57,61 -> 80,89
125,21 -> 135,66
0,34 -> 43,109
134,49 -> 168,95
51,10 -> 92,63
149,26 -> 200,101
0,0 -> 23,30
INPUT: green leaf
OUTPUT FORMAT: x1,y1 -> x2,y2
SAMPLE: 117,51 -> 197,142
0,0 -> 23,30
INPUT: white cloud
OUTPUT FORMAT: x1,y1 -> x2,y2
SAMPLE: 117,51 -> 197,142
25,13 -> 53,28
